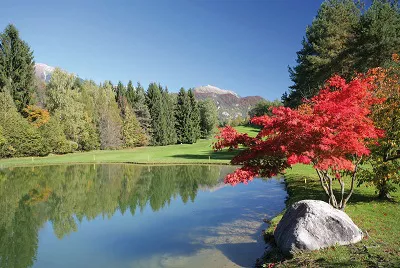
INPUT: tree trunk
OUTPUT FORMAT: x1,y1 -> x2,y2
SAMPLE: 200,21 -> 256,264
378,188 -> 392,200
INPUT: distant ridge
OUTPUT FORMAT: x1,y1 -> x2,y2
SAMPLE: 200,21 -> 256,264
193,85 -> 264,122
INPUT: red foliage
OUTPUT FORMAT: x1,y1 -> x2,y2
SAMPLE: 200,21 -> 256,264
214,75 -> 384,185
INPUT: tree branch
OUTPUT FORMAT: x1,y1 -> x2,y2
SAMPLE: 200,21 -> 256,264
384,153 -> 400,162
316,169 -> 330,197
339,178 -> 345,209
326,172 -> 338,208
343,157 -> 362,209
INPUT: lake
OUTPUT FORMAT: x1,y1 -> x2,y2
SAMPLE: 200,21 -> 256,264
0,164 -> 286,268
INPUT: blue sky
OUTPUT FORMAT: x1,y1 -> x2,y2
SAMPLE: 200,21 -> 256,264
2,0 -> 322,100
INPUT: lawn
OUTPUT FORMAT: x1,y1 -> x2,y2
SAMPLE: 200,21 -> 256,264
0,125 -> 260,168
262,164 -> 400,267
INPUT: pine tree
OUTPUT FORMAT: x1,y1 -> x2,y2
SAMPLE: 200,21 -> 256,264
0,24 -> 36,112
188,89 -> 200,143
147,83 -> 168,145
126,80 -> 136,108
162,86 -> 177,145
116,81 -> 126,111
175,88 -> 192,143
199,99 -> 218,138
283,0 -> 360,108
354,0 -> 400,72
133,82 -> 152,139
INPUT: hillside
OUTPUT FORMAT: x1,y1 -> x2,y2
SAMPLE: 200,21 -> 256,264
193,85 -> 264,122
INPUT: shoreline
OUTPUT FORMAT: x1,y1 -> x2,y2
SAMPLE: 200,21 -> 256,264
0,160 -> 233,169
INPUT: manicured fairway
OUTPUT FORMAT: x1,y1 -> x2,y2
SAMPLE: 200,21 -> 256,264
0,126 -> 260,168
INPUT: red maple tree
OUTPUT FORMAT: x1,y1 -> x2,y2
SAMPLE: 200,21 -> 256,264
214,75 -> 384,210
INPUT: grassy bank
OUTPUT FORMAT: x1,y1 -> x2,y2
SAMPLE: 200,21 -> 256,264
262,164 -> 400,267
0,126 -> 260,168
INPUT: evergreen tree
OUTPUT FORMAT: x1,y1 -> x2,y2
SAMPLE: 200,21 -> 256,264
199,99 -> 218,138
116,81 -> 126,111
354,0 -> 400,72
162,86 -> 177,145
175,87 -> 192,143
146,82 -> 168,145
188,89 -> 201,142
126,80 -> 136,108
0,24 -> 36,112
133,82 -> 152,139
283,0 -> 360,108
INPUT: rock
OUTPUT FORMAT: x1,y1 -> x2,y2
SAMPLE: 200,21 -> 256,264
274,200 -> 363,255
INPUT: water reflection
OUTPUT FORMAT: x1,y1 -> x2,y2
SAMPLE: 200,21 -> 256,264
0,164 -> 286,268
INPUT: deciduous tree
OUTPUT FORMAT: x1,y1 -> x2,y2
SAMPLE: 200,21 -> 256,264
249,99 -> 282,118
47,69 -> 100,150
22,105 -> 50,128
0,90 -> 49,157
214,75 -> 383,210
122,105 -> 148,147
358,55 -> 400,198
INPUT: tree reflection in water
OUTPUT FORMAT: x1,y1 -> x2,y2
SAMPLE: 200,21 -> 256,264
0,164 -> 231,268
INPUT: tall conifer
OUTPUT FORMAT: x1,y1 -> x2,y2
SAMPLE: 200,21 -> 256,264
283,0 -> 360,108
175,88 -> 191,143
133,82 -> 152,139
147,83 -> 168,145
0,24 -> 36,112
162,86 -> 177,145
188,89 -> 200,143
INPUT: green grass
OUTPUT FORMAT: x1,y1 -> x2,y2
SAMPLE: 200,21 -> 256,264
234,125 -> 260,137
0,126 -> 260,168
262,164 -> 400,267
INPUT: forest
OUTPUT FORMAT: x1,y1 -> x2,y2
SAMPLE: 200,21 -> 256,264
0,24 -> 219,157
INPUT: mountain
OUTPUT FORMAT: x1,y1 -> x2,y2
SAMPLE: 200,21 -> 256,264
34,63 -> 55,83
193,85 -> 264,122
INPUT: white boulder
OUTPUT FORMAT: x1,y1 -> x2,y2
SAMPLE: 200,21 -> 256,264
274,200 -> 363,255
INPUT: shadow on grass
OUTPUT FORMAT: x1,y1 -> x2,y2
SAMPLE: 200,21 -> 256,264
284,174 -> 389,207
170,149 -> 242,161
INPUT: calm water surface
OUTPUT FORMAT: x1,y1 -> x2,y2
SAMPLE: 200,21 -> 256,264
0,164 -> 286,268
